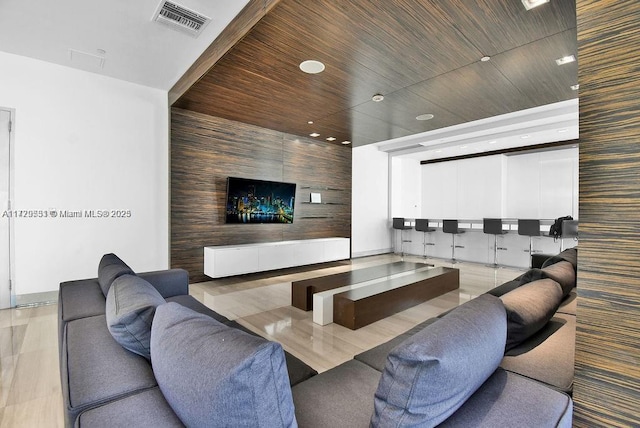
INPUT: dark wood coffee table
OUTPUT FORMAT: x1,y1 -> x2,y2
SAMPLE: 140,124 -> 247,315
291,261 -> 424,311
333,267 -> 459,330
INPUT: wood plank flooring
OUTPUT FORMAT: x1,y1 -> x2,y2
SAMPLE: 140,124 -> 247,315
0,254 -> 523,426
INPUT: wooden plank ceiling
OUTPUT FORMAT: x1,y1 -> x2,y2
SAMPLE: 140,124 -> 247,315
173,0 -> 577,147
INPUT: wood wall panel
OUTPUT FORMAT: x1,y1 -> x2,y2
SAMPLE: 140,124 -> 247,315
574,0 -> 640,426
171,108 -> 351,282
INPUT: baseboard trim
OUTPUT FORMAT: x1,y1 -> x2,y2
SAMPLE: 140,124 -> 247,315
16,291 -> 58,307
351,248 -> 393,258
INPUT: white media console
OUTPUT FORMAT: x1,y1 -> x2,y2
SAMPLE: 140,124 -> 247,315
204,238 -> 351,278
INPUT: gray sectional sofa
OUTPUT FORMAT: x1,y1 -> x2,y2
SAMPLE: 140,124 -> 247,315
58,248 -> 577,427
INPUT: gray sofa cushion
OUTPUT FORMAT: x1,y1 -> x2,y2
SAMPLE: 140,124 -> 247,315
106,274 -> 166,359
438,368 -> 573,427
371,294 -> 506,427
151,303 -> 296,427
500,278 -> 564,351
501,313 -> 576,393
63,315 -> 157,426
292,359 -> 381,428
98,253 -> 134,297
75,387 -> 183,428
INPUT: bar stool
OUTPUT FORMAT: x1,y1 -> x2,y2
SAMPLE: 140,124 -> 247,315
443,220 -> 465,263
392,217 -> 412,259
518,219 -> 540,267
415,219 -> 436,263
483,218 -> 507,267
560,219 -> 579,251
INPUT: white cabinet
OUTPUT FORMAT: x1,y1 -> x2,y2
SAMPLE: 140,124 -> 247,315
204,238 -> 350,278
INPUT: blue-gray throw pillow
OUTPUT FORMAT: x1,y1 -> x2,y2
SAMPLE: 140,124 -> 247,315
500,278 -> 563,351
371,294 -> 506,427
151,302 -> 297,428
105,274 -> 165,359
542,261 -> 576,296
98,253 -> 135,297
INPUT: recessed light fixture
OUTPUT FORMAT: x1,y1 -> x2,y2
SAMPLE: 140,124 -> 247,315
488,140 -> 497,145
480,56 -> 491,62
341,141 -> 351,145
521,135 -> 531,139
460,145 -> 468,149
326,136 -> 336,141
416,114 -> 434,121
309,132 -> 320,137
571,84 -> 580,91
521,0 -> 549,10
299,60 -> 325,74
372,94 -> 384,102
307,121 -> 314,124
558,128 -> 568,133
435,150 -> 442,153
555,55 -> 576,66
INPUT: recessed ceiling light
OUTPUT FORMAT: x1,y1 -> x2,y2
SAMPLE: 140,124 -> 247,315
480,56 -> 491,62
571,84 -> 580,91
521,135 -> 531,139
558,128 -> 568,133
299,60 -> 325,74
488,140 -> 497,145
416,114 -> 434,121
372,94 -> 384,102
555,55 -> 576,66
307,121 -> 314,124
435,150 -> 442,153
309,132 -> 320,137
460,145 -> 468,149
521,0 -> 549,10
326,136 -> 336,141
341,141 -> 351,145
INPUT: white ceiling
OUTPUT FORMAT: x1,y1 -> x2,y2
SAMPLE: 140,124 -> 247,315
375,99 -> 579,161
0,0 -> 248,90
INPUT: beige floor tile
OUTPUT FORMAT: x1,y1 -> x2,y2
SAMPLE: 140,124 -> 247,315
1,393 -> 63,428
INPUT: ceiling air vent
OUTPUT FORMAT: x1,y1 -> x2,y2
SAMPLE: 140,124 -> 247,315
152,0 -> 211,37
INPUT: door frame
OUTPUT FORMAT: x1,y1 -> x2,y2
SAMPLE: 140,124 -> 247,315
1,107 -> 16,308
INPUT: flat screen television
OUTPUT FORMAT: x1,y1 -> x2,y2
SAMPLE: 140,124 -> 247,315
225,177 -> 297,224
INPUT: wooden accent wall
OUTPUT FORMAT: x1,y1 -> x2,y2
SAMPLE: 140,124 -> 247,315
574,1 -> 640,426
171,108 -> 352,283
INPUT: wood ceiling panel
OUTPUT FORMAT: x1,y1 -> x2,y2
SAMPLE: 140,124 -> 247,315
491,29 -> 579,106
174,0 -> 578,147
407,60 -> 539,123
433,0 -> 576,56
352,88 -> 466,135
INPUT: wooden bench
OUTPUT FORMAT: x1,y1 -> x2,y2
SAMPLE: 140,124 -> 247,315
291,261 -> 423,311
333,267 -> 460,330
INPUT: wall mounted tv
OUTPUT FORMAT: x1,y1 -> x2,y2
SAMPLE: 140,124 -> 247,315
225,177 -> 297,224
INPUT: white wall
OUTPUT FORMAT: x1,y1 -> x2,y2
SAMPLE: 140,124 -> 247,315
0,52 -> 169,300
505,148 -> 578,219
418,148 -> 578,220
391,157 -> 421,218
421,155 -> 504,219
352,145 -> 391,257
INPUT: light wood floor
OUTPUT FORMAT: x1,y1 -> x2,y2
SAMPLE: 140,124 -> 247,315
0,253 -> 524,427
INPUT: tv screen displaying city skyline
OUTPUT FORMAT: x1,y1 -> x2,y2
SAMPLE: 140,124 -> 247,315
225,177 -> 296,224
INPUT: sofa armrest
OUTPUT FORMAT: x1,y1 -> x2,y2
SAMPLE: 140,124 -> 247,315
138,269 -> 189,298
